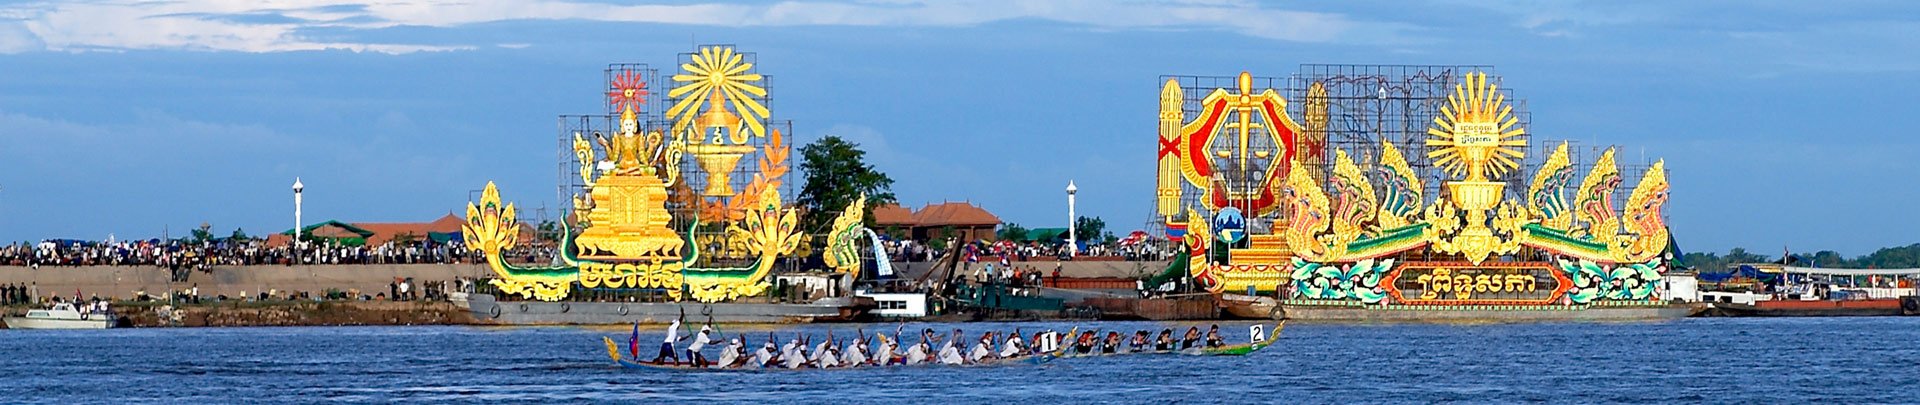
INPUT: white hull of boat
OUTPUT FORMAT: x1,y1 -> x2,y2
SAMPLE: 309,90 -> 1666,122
3,317 -> 114,329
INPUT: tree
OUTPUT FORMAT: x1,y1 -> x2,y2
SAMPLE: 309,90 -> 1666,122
795,135 -> 897,237
536,220 -> 561,243
190,223 -> 215,244
229,228 -> 251,242
1073,216 -> 1107,243
997,223 -> 1029,242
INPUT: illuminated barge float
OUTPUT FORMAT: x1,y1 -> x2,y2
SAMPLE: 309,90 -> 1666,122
1150,65 -> 1701,322
458,46 -> 873,324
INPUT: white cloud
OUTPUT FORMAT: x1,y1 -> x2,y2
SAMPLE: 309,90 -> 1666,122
0,0 -> 1416,54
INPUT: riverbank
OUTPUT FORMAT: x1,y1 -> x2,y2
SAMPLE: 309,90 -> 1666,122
0,264 -> 490,301
2,300 -> 475,328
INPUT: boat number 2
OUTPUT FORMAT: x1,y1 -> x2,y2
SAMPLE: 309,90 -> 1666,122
1249,325 -> 1267,344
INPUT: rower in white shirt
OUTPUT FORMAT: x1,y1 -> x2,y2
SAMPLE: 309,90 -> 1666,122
1000,329 -> 1026,358
782,336 -> 811,369
753,341 -> 779,368
815,340 -> 841,368
653,318 -> 687,364
716,337 -> 744,368
841,331 -> 870,367
967,331 -> 995,363
905,329 -> 935,365
874,329 -> 901,365
686,325 -> 722,367
809,329 -> 836,365
937,328 -> 965,365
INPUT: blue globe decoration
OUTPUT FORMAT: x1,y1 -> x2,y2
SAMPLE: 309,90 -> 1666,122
1212,207 -> 1246,245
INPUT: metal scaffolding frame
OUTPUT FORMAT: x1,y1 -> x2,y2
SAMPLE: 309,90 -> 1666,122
1152,64 -> 1667,236
1156,73 -> 1292,234
554,47 -> 798,270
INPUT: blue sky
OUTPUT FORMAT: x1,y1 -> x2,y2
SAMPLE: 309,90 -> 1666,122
1,1 -> 1917,256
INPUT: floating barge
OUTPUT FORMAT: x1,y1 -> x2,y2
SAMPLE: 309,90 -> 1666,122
1149,66 -> 1691,322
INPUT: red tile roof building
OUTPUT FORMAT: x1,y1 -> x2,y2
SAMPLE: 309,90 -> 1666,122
872,201 -> 1002,242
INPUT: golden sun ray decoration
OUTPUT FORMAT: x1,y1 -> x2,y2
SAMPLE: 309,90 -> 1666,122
1427,72 -> 1526,182
667,46 -> 769,141
670,46 -> 772,199
1424,71 -> 1529,265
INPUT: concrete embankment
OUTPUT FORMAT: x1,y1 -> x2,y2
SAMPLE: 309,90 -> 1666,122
0,264 -> 491,300
0,260 -> 1169,301
0,300 -> 477,328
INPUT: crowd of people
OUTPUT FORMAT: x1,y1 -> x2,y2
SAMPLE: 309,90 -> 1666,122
0,239 -> 487,268
633,319 -> 1234,369
0,238 -> 570,270
875,236 -> 1175,264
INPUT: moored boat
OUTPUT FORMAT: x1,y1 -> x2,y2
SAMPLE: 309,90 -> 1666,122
1696,265 -> 1919,317
3,302 -> 117,330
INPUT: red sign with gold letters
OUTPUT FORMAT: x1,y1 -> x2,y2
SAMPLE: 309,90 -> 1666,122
1381,261 -> 1571,305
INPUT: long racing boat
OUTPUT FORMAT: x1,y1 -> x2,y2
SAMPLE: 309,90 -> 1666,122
1055,322 -> 1284,358
602,336 -> 1055,371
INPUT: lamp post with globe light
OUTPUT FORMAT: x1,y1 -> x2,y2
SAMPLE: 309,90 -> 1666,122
293,178 -> 304,264
1066,180 -> 1077,258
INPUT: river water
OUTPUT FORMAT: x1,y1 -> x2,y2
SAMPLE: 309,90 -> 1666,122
2,318 -> 1916,403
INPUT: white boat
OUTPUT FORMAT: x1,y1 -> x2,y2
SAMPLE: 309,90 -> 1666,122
3,303 -> 117,329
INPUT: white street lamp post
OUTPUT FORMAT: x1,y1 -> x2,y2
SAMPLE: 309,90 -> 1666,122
1066,180 -> 1078,258
293,178 -> 304,264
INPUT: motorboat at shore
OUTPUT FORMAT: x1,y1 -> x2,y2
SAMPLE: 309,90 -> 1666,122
1696,264 -> 1920,317
3,302 -> 117,329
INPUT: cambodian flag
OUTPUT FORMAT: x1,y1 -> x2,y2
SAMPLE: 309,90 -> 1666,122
1165,223 -> 1188,243
628,322 -> 640,359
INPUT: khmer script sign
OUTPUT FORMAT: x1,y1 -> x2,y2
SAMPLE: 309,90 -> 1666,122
1383,262 -> 1570,305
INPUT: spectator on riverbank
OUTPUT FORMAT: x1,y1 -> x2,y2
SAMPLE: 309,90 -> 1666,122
0,237 -> 554,268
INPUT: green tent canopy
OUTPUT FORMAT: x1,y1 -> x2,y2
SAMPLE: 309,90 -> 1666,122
282,221 -> 375,246
1025,228 -> 1068,242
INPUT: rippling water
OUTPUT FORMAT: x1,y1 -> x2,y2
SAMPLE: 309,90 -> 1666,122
2,318 -> 1917,403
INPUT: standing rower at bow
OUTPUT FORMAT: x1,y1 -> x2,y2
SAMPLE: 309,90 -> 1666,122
653,317 -> 689,364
